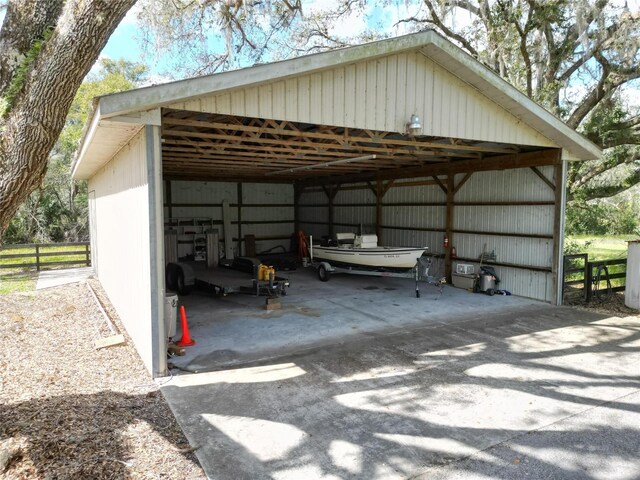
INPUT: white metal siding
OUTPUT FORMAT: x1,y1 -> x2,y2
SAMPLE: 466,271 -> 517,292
626,242 -> 640,309
167,181 -> 294,255
297,167 -> 557,301
169,52 -> 557,147
298,190 -> 329,239
454,167 -> 556,301
88,130 -> 155,372
455,167 -> 556,203
334,186 -> 376,233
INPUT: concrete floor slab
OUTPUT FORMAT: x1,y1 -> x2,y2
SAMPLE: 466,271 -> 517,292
162,304 -> 640,479
36,267 -> 94,290
171,268 -> 541,372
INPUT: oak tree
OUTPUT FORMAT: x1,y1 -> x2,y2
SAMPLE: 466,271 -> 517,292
0,0 -> 137,236
281,0 -> 640,203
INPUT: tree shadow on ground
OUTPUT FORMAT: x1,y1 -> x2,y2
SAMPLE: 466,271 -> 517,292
0,390 -> 201,478
164,307 -> 640,479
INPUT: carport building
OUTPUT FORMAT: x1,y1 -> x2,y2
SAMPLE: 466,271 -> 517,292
72,31 -> 600,377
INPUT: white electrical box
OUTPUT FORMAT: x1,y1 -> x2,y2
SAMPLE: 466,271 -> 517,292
456,264 -> 475,275
164,294 -> 178,339
626,241 -> 639,310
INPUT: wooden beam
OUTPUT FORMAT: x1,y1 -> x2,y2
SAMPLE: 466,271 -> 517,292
322,185 -> 339,238
445,174 -> 454,282
162,115 -> 517,154
237,183 -> 243,256
432,175 -> 448,194
530,166 -> 555,191
163,173 -> 296,184
376,180 -> 383,241
299,149 -> 561,187
453,172 -> 473,195
165,179 -> 172,219
382,179 -> 396,196
266,154 -> 378,176
162,138 -> 473,161
294,184 -> 303,233
162,128 -> 476,161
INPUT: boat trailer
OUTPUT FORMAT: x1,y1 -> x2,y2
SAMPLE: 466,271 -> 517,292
309,244 -> 444,298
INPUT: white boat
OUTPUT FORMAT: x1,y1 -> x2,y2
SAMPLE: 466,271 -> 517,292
311,233 -> 428,271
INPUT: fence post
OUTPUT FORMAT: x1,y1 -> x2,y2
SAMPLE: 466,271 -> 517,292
85,243 -> 90,266
583,254 -> 589,301
585,261 -> 593,302
35,245 -> 41,272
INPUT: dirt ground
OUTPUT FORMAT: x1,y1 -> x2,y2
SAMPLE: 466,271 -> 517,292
564,290 -> 638,316
0,279 -> 205,479
1,277 -> 636,479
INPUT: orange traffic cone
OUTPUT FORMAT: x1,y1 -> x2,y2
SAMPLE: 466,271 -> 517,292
176,305 -> 196,347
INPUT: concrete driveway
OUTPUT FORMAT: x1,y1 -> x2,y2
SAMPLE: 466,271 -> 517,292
161,304 -> 640,479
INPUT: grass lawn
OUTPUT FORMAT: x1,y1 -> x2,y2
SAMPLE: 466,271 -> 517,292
564,235 -> 636,291
0,243 -> 89,294
0,272 -> 37,294
565,235 -> 636,261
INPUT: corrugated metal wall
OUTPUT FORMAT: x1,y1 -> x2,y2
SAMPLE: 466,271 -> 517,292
382,178 -> 446,257
297,166 -> 557,302
88,130 -> 155,371
166,181 -> 294,256
453,167 -> 556,301
334,187 -> 376,234
298,190 -> 329,239
167,51 -> 558,148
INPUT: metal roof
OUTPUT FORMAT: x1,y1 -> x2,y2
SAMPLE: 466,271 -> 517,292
72,30 -> 600,180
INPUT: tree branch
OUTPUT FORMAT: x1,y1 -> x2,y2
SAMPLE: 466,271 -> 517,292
423,1 -> 479,58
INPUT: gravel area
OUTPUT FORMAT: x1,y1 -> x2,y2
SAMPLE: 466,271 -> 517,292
564,291 -> 638,316
0,279 -> 205,479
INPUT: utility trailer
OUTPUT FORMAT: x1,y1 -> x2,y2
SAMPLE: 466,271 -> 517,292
166,258 -> 289,298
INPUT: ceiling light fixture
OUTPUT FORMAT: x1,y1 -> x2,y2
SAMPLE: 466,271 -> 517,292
407,114 -> 422,135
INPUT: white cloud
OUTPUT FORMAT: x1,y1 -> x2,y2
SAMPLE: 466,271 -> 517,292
120,2 -> 144,26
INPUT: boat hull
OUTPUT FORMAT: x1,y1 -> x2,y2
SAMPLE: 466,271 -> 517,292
312,246 -> 428,270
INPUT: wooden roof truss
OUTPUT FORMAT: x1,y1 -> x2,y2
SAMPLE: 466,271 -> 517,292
161,109 -> 548,183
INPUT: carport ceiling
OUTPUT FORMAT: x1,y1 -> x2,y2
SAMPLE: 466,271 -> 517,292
161,109 -> 553,183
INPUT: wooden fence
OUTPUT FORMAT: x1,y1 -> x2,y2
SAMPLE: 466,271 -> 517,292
562,254 -> 627,303
0,242 -> 91,272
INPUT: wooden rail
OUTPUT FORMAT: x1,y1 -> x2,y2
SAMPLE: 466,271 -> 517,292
562,254 -> 626,303
0,242 -> 91,272
586,258 -> 627,302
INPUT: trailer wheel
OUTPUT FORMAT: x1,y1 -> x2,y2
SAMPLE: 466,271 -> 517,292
166,263 -> 179,291
167,263 -> 191,296
318,264 -> 331,282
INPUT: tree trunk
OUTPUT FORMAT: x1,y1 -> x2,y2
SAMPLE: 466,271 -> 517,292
0,0 -> 137,236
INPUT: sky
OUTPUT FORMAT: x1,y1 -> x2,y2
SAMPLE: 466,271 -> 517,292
0,1 -> 638,104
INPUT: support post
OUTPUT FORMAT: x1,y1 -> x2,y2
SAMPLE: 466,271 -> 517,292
445,174 -> 454,282
165,179 -> 172,220
237,182 -> 243,256
322,185 -> 339,238
376,179 -> 382,242
35,245 -> 40,271
146,124 -> 167,378
586,262 -> 593,303
552,154 -> 566,305
294,184 -> 304,233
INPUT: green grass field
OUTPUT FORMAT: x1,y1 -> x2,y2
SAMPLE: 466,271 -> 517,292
0,243 -> 89,295
564,235 -> 636,291
565,235 -> 636,261
0,272 -> 37,294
